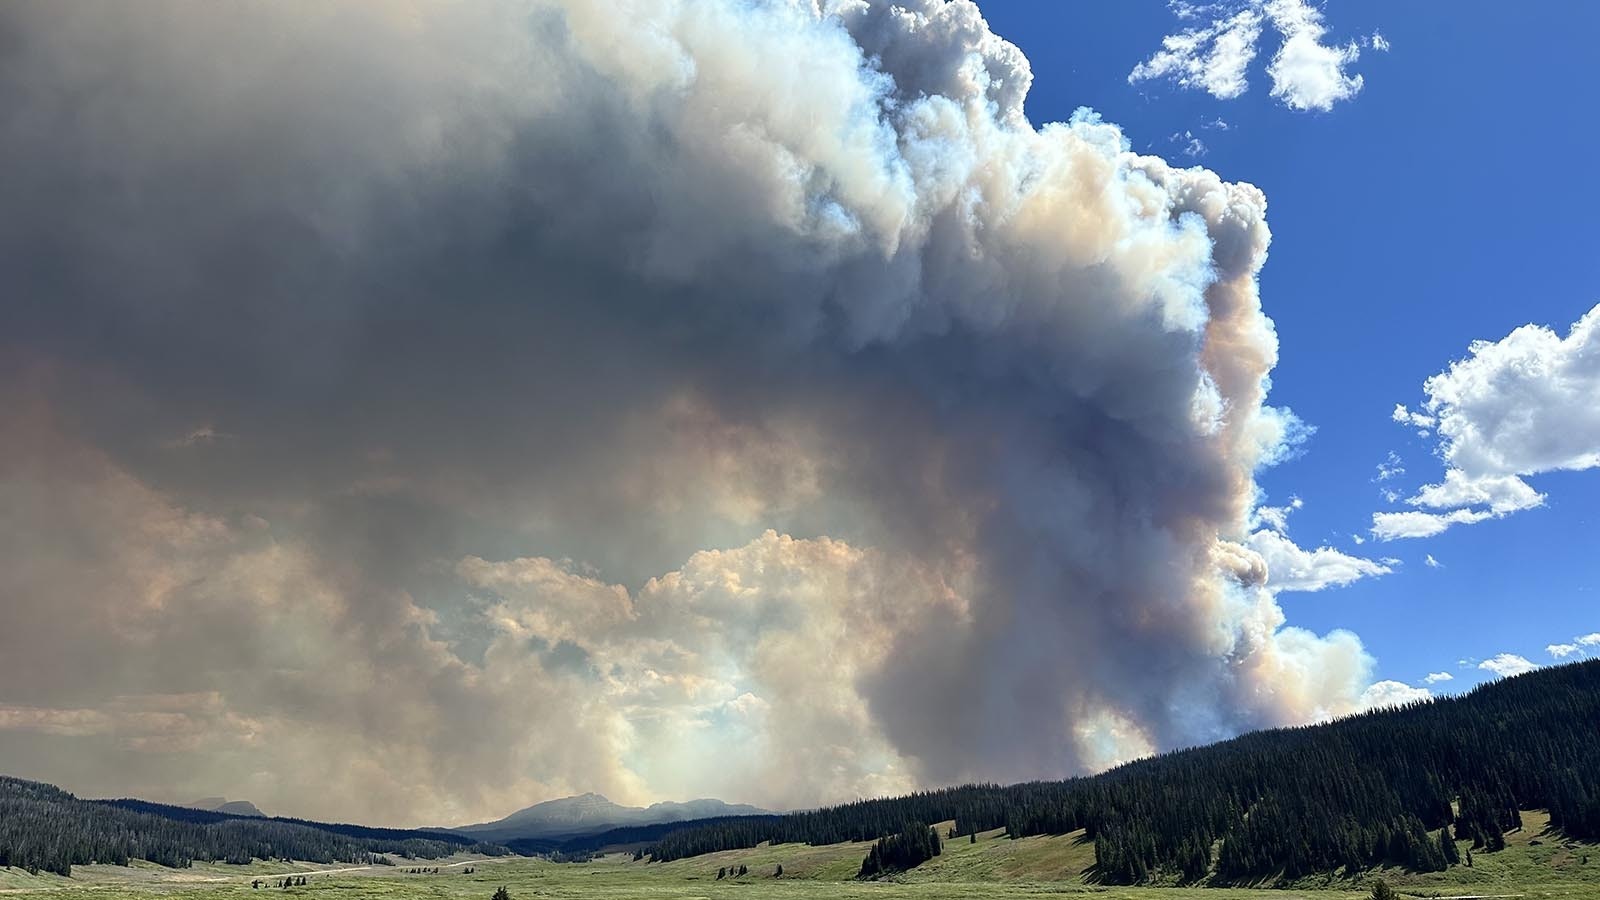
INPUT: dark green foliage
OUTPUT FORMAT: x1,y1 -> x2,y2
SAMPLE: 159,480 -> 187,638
546,849 -> 594,863
1438,824 -> 1460,866
858,822 -> 942,878
648,661 -> 1600,885
0,777 -> 502,876
491,887 -> 511,900
774,863 -> 783,876
1370,877 -> 1396,900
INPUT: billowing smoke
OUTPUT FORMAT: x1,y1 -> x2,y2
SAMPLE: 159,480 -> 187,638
0,0 -> 1372,825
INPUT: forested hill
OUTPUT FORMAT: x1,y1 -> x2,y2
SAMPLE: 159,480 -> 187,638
649,660 -> 1600,885
0,778 -> 508,877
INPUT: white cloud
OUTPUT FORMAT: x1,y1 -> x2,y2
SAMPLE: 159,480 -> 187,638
1478,653 -> 1539,679
1548,643 -> 1580,659
1407,469 -> 1545,514
1359,680 -> 1431,711
1170,130 -> 1209,158
1132,0 -> 1373,111
1424,554 -> 1442,569
1247,526 -> 1391,594
1253,495 -> 1303,533
1422,671 -> 1453,684
1375,451 -> 1405,481
1131,7 -> 1263,101
1369,32 -> 1390,52
1391,403 -> 1436,436
1263,0 -> 1365,111
1577,632 -> 1600,646
1379,305 -> 1600,540
1371,507 -> 1493,540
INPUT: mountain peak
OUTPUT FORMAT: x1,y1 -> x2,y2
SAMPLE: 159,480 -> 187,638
185,797 -> 265,817
455,793 -> 769,841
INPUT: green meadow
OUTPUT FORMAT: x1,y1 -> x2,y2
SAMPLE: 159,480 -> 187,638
3,811 -> 1595,900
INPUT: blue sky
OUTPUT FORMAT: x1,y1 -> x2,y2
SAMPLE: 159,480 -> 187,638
983,0 -> 1600,691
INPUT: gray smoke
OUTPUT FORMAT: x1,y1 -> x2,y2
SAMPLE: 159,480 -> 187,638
0,0 -> 1373,825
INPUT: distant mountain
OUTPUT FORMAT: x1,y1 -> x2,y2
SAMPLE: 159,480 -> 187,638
455,792 -> 769,841
187,797 -> 265,817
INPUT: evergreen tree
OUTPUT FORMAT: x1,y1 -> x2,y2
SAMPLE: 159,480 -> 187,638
1438,825 -> 1460,866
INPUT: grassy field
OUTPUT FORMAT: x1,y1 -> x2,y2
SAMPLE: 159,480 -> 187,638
3,812 -> 1596,900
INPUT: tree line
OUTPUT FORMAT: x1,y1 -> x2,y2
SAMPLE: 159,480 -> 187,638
646,660 -> 1600,885
0,777 -> 506,876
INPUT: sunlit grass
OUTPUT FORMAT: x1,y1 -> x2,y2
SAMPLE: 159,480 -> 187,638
4,811 -> 1595,900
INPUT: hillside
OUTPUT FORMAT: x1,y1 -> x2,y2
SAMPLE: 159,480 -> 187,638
647,660 -> 1600,886
4,661 -> 1594,890
0,778 -> 507,877
455,793 -> 769,842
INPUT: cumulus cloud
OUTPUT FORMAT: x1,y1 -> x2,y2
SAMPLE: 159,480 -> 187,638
1359,680 -> 1430,711
1581,633 -> 1600,647
1548,643 -> 1580,659
1132,0 -> 1373,111
0,0 -> 1383,824
1478,654 -> 1539,679
1376,305 -> 1600,540
1246,528 -> 1390,593
1244,497 -> 1388,593
1422,671 -> 1453,684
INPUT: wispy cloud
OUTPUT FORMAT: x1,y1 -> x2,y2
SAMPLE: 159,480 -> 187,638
1132,0 -> 1375,111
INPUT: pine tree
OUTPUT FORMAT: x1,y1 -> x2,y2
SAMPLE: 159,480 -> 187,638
1438,825 -> 1459,866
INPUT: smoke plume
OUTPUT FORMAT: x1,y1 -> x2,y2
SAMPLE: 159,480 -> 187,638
0,0 -> 1373,825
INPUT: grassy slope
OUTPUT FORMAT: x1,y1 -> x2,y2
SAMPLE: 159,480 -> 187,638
2,812 -> 1595,900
